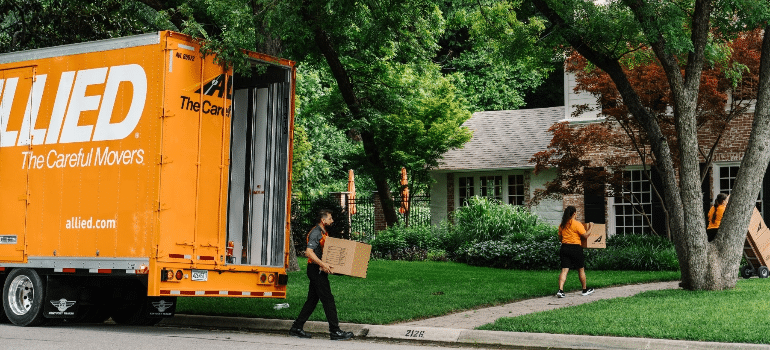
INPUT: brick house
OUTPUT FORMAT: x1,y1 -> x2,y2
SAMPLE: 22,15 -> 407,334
430,71 -> 770,236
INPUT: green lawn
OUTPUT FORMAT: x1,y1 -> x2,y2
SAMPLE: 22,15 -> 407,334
479,278 -> 770,344
177,259 -> 679,325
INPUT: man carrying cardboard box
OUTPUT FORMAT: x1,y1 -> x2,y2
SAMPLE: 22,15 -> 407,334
289,209 -> 354,341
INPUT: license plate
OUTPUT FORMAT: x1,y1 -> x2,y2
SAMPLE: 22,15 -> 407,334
191,270 -> 208,281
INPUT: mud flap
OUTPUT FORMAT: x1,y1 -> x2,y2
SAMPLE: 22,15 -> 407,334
147,296 -> 176,318
44,276 -> 80,319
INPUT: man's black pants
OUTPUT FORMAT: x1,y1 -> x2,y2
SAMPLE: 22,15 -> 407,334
292,263 -> 340,332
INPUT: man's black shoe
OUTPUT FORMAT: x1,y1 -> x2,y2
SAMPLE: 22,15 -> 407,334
330,329 -> 354,340
288,327 -> 312,338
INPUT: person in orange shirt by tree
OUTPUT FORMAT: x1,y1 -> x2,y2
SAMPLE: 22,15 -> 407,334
706,193 -> 728,242
556,205 -> 595,298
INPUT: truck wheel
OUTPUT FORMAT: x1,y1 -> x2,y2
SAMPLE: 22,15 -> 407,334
758,266 -> 769,279
2,269 -> 47,326
740,265 -> 755,279
0,275 -> 7,323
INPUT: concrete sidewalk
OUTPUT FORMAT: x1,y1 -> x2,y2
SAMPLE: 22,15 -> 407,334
159,282 -> 770,349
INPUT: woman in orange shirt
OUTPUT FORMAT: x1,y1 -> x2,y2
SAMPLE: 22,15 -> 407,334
556,206 -> 594,298
706,193 -> 728,242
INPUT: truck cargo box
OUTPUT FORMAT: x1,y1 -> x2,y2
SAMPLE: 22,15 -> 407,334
0,31 -> 295,326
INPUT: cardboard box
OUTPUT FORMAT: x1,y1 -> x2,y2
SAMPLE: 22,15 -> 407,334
581,223 -> 607,249
748,208 -> 765,236
322,237 -> 372,278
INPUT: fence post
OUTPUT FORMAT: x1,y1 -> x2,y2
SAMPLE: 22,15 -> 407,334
373,191 -> 387,232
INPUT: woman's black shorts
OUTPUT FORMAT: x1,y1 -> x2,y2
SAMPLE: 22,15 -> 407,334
560,243 -> 585,269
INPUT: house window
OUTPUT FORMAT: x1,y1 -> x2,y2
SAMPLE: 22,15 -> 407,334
458,176 -> 474,206
480,176 -> 502,201
717,165 -> 763,215
508,175 -> 525,206
614,169 -> 652,234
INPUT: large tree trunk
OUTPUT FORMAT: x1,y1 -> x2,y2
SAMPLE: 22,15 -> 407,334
251,0 -> 283,56
301,1 -> 400,227
640,0 -> 713,290
360,131 -> 400,227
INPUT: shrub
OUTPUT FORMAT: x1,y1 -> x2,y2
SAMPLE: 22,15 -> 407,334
456,225 -> 562,270
587,234 -> 679,271
427,249 -> 449,262
458,226 -> 679,271
369,223 -> 442,261
447,196 -> 550,252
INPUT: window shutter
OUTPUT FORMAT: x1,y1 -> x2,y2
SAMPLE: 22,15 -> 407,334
583,167 -> 605,224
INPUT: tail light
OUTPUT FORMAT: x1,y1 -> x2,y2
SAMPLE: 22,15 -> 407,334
226,241 -> 234,257
161,269 -> 174,282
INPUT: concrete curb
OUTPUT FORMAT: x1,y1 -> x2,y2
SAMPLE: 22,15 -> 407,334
160,315 -> 770,349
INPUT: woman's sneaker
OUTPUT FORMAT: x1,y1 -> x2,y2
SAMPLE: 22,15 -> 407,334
556,290 -> 566,298
581,288 -> 594,296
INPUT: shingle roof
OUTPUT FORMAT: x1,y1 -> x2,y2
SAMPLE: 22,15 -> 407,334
436,106 -> 565,171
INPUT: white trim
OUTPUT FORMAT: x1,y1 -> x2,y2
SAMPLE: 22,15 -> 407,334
454,170 -> 529,208
611,168 -> 654,235
0,32 -> 160,64
0,257 -> 148,270
606,196 -> 616,237
712,162 -> 741,198
178,44 -> 196,52
168,50 -> 174,72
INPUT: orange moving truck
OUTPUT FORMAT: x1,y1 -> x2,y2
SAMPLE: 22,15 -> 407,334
0,31 -> 295,326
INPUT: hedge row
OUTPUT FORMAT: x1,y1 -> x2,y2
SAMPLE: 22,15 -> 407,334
368,197 -> 679,271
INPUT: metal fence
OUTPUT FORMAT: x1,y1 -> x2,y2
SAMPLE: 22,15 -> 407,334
291,193 -> 431,243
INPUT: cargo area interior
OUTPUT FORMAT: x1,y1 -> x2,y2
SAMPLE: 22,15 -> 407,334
226,62 -> 292,267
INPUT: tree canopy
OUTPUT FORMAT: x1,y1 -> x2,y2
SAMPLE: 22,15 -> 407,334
532,28 -> 765,238
503,0 -> 770,290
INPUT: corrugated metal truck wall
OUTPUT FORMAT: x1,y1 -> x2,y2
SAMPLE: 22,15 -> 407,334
227,65 -> 290,267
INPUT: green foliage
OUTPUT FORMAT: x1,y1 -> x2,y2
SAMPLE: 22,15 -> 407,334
458,230 -> 679,272
369,223 -> 447,261
480,279 -> 770,344
442,198 -> 678,270
292,66 -> 363,197
366,63 -> 473,189
439,1 -> 555,112
452,196 -> 550,245
259,1 -> 475,197
0,0 -> 173,52
587,234 -> 679,271
456,236 -> 561,270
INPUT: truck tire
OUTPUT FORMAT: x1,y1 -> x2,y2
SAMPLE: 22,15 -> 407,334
0,275 -> 7,323
2,269 -> 47,326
